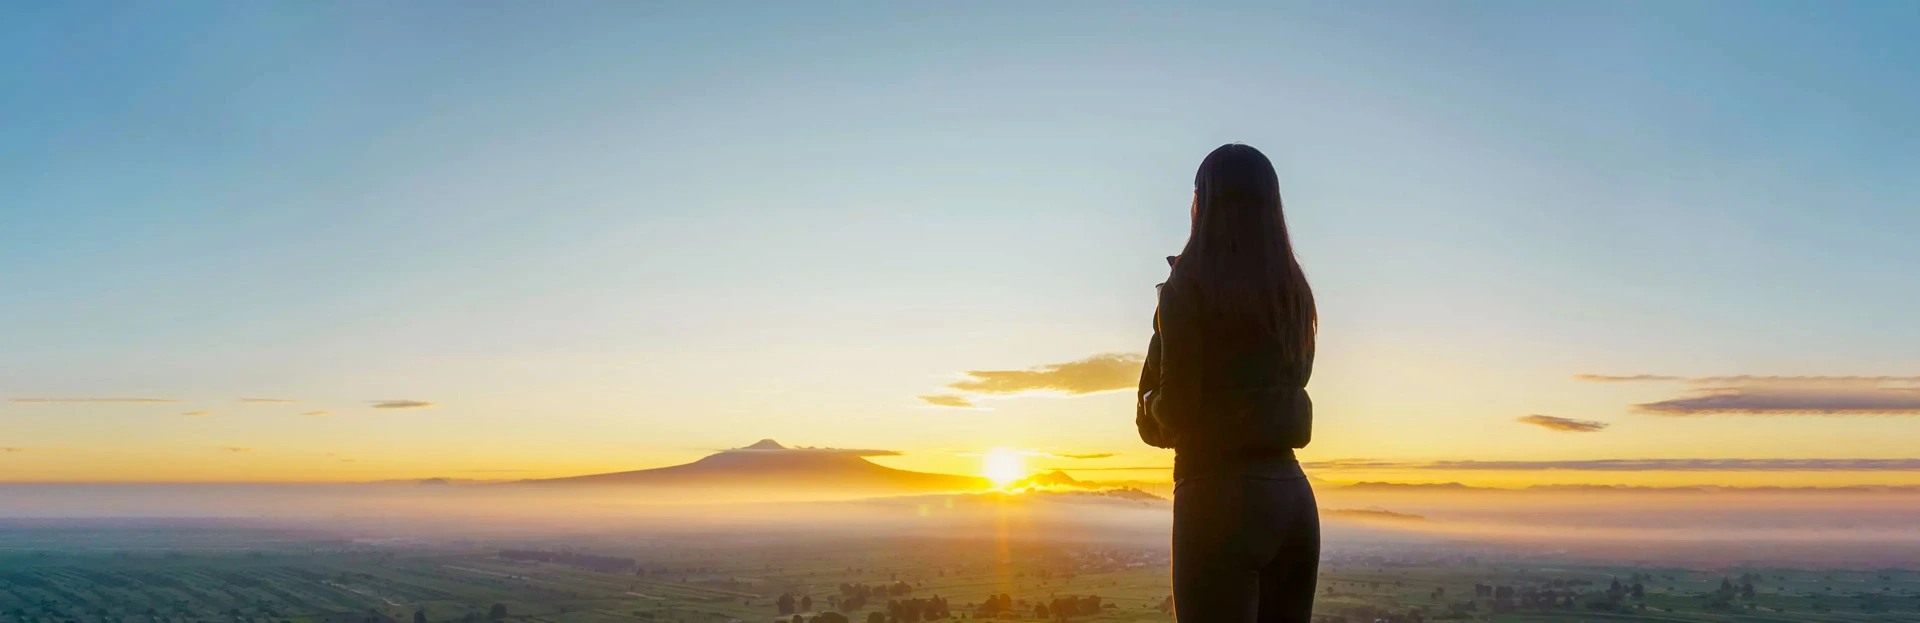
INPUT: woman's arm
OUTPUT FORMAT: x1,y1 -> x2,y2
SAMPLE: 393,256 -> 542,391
1148,285 -> 1203,445
1136,330 -> 1170,448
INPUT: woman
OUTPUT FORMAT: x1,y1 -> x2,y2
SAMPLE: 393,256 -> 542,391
1138,143 -> 1319,622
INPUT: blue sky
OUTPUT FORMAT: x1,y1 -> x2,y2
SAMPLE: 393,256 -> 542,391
2,2 -> 1917,482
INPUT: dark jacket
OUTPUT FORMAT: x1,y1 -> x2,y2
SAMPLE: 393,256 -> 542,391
1137,264 -> 1313,481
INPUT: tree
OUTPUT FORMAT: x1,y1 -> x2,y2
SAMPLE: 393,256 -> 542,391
487,605 -> 506,621
802,595 -> 813,612
778,594 -> 797,616
414,610 -> 427,623
865,613 -> 884,623
1033,605 -> 1047,619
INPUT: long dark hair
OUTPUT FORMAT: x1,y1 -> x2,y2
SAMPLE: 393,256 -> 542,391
1166,143 -> 1316,357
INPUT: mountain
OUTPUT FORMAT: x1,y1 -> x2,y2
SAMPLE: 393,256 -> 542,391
1010,470 -> 1082,489
520,440 -> 990,494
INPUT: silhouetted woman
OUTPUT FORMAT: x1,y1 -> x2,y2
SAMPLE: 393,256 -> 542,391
1138,143 -> 1318,622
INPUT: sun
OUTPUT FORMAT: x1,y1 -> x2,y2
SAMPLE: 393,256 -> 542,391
982,447 -> 1028,488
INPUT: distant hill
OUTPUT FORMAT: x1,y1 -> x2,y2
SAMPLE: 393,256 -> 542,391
520,439 -> 990,494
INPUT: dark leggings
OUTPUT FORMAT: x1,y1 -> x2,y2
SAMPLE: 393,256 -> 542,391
1172,475 -> 1320,622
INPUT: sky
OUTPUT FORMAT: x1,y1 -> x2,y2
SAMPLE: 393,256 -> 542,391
2,2 -> 1918,485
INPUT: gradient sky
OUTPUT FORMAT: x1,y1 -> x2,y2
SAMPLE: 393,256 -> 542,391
3,2 -> 1918,485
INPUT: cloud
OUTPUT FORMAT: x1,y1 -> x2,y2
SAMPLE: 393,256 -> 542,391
945,353 -> 1144,396
180,410 -> 215,417
218,447 -> 252,453
1,447 -> 24,453
370,400 -> 438,409
1575,374 -> 1920,416
917,394 -> 978,408
1572,374 -> 1681,383
299,410 -> 334,417
1301,459 -> 1414,470
240,398 -> 300,404
11,397 -> 183,404
1632,377 -> 1920,416
1303,458 -> 1920,471
1690,375 -> 1920,385
1423,459 -> 1920,472
1049,452 -> 1117,460
1515,414 -> 1609,432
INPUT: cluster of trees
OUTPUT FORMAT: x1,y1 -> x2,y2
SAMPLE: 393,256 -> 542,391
1468,579 -> 1645,614
774,594 -> 810,616
782,614 -> 849,623
1031,595 -> 1102,621
883,596 -> 949,621
497,550 -> 635,574
831,582 -> 912,611
1704,576 -> 1759,609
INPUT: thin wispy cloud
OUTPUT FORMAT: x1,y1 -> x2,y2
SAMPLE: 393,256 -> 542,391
299,410 -> 334,417
218,447 -> 252,453
944,353 -> 1144,396
240,398 -> 300,404
1574,374 -> 1920,386
1425,459 -> 1920,471
1516,414 -> 1609,432
1300,459 -> 1411,470
370,400 -> 438,409
11,397 -> 183,404
1,447 -> 24,453
1050,452 -> 1117,460
1572,374 -> 1681,383
917,394 -> 979,408
1304,458 -> 1920,471
180,410 -> 214,417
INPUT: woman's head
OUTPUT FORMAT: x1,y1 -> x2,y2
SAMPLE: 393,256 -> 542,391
1169,143 -> 1316,355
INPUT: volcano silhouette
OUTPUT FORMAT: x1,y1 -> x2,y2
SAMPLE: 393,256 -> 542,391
523,439 -> 990,494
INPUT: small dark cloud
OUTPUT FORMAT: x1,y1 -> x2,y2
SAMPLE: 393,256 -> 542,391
1,447 -> 24,453
240,398 -> 300,404
917,394 -> 978,408
1577,374 -> 1920,416
11,397 -> 183,404
180,410 -> 214,417
1571,374 -> 1680,383
299,410 -> 334,417
1634,381 -> 1920,416
340,459 -> 356,463
946,353 -> 1144,396
370,400 -> 438,409
1050,452 -> 1117,460
219,447 -> 252,453
1516,414 -> 1609,432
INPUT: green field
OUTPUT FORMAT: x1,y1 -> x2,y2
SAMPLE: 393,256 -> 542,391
1,529 -> 1917,623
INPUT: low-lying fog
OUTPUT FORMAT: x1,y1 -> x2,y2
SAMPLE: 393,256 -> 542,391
3,482 -> 1917,567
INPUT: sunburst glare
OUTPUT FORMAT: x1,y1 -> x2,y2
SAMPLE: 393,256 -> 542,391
981,447 -> 1028,488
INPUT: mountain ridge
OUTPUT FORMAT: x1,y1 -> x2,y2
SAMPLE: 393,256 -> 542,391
518,439 -> 990,494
